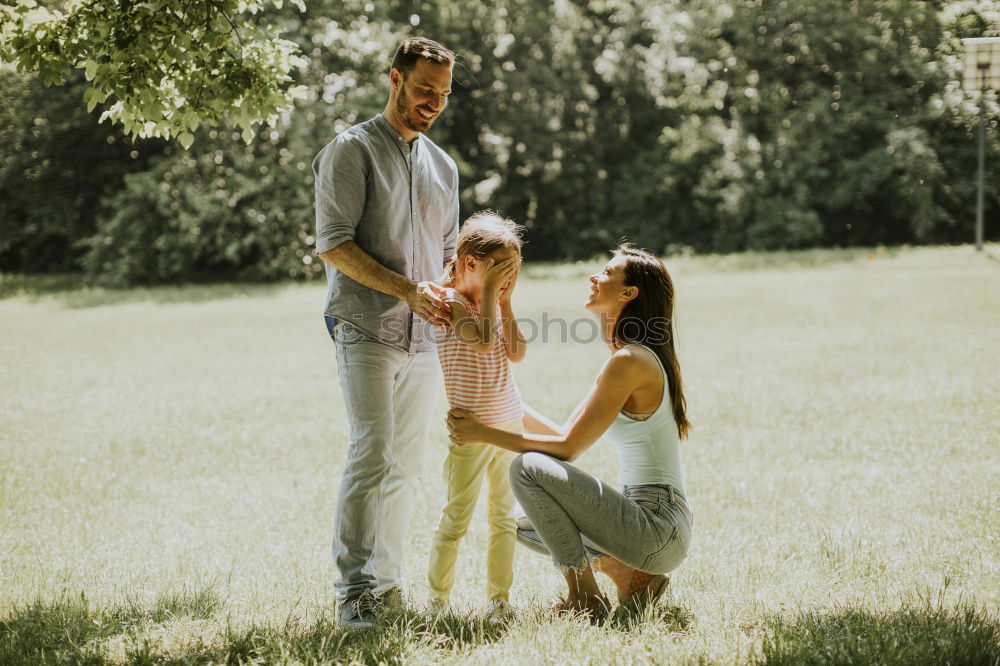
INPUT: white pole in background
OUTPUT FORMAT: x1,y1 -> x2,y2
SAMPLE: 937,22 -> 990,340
977,64 -> 986,251
962,37 -> 999,252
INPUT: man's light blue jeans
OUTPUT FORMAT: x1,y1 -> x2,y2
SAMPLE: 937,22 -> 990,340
329,319 -> 441,603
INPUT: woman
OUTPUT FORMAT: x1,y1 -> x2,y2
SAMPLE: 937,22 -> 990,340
447,244 -> 693,619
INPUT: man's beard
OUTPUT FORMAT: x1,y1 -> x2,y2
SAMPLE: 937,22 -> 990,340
396,85 -> 432,134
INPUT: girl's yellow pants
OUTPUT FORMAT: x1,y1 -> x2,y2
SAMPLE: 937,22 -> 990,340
427,419 -> 523,604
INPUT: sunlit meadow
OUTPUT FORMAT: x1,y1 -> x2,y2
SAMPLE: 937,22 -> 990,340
1,245 -> 998,664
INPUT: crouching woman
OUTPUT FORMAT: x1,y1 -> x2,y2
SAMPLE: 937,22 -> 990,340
447,245 -> 693,619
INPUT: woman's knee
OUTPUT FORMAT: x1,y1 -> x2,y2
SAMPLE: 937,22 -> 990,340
508,453 -> 527,486
508,451 -> 556,486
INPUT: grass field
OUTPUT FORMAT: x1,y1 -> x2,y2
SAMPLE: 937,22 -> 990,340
2,244 -> 998,664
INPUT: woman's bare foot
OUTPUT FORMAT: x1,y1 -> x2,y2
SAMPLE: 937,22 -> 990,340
592,555 -> 635,601
613,573 -> 669,621
550,595 -> 610,621
554,564 -> 611,622
593,555 -> 669,616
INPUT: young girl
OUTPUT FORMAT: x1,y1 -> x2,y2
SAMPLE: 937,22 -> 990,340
427,211 -> 526,618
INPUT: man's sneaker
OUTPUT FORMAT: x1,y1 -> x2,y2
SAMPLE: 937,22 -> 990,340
376,586 -> 405,613
484,599 -> 513,624
427,599 -> 448,616
337,590 -> 378,631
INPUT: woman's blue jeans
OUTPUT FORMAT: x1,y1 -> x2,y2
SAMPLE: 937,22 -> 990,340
510,452 -> 693,575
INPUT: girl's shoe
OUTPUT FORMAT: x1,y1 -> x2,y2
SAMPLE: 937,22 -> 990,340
427,599 -> 448,616
484,599 -> 513,624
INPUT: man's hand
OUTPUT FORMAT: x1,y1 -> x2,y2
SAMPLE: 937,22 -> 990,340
406,281 -> 450,326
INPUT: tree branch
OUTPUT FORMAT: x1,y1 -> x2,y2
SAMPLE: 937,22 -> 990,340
220,10 -> 245,52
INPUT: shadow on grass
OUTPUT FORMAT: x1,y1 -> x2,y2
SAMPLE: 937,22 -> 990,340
626,602 -> 693,633
0,587 -> 222,665
0,589 -> 516,665
0,273 -> 293,308
757,602 -> 1000,666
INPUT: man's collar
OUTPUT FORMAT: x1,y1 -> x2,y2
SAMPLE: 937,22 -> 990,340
375,113 -> 420,146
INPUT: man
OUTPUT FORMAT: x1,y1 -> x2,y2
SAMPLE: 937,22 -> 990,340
312,37 -> 458,630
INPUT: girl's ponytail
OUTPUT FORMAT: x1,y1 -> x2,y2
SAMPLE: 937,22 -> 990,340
440,256 -> 457,285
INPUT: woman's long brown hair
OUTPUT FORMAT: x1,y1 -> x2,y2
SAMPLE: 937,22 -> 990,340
613,244 -> 691,440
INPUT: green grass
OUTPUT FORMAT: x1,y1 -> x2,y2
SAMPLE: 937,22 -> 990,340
1,244 -> 998,664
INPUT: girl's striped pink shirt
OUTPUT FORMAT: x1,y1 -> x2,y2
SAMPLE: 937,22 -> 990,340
435,289 -> 523,426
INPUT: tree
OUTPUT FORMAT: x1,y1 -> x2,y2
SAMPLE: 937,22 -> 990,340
78,0 -> 406,285
0,68 -> 165,272
0,0 -> 307,144
2,0 -> 996,283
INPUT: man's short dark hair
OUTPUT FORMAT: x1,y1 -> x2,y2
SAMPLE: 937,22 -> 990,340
390,38 -> 454,77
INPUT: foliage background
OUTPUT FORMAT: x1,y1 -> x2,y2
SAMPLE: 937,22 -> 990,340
1,0 -> 998,285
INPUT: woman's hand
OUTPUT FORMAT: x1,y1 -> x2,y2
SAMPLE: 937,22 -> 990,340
447,407 -> 487,445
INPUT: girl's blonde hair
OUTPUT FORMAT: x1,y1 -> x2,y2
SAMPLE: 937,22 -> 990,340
442,211 -> 524,284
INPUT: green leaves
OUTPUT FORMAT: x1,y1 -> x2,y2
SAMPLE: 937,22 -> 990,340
1,0 -> 306,147
83,87 -> 113,112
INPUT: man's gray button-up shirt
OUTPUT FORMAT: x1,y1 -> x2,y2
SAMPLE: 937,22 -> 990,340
313,114 -> 459,352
